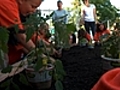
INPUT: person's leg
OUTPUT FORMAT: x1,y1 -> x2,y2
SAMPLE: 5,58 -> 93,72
72,33 -> 76,44
84,21 -> 90,34
90,22 -> 96,37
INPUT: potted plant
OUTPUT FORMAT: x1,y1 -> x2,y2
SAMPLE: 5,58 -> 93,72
0,11 -> 66,90
24,10 -> 66,90
52,16 -> 77,52
101,26 -> 120,71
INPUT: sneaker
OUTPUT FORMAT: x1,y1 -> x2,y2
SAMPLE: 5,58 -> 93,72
88,45 -> 94,49
87,42 -> 94,49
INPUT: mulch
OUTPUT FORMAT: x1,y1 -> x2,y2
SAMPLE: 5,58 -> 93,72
49,45 -> 107,90
0,45 -> 108,90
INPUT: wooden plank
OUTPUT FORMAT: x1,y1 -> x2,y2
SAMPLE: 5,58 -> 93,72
0,59 -> 27,82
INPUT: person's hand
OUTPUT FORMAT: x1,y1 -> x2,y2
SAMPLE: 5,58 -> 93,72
50,48 -> 62,58
53,49 -> 62,57
80,19 -> 85,25
95,20 -> 98,24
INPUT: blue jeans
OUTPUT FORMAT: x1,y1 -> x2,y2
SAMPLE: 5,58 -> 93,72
84,21 -> 96,37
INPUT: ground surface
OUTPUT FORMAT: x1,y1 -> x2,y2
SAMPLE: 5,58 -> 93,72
0,45 -> 108,90
49,45 -> 106,90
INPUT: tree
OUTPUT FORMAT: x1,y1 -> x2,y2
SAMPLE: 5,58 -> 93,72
68,0 -> 119,27
90,0 -> 119,25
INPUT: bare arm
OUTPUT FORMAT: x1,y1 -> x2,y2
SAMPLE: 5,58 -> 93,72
93,8 -> 97,23
17,33 -> 35,53
80,6 -> 85,25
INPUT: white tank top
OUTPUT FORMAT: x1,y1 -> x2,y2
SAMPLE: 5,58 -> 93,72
82,4 -> 96,22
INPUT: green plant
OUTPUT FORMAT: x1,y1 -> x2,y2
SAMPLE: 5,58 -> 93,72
52,16 -> 76,49
0,11 -> 66,90
101,29 -> 120,59
25,11 -> 66,90
0,27 -> 9,69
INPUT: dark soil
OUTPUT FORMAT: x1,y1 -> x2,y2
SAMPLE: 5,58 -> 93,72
49,45 -> 107,90
63,46 -> 105,90
0,45 -> 107,90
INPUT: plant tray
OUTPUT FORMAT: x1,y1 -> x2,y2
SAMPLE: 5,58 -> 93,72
101,55 -> 120,62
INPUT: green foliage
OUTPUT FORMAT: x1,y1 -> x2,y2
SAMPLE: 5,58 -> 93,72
11,81 -> 20,90
23,11 -> 66,90
55,80 -> 63,90
26,26 -> 35,42
70,0 -> 119,26
34,56 -> 43,71
101,29 -> 120,59
111,61 -> 120,67
53,60 -> 66,90
1,65 -> 12,73
90,0 -> 119,25
0,9 -> 66,90
79,38 -> 87,43
25,12 -> 41,42
0,27 -> 9,53
19,73 -> 29,85
55,60 -> 66,78
54,22 -> 76,48
68,0 -> 81,24
0,79 -> 10,88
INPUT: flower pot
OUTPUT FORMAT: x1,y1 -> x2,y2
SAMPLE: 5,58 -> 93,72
101,55 -> 120,71
25,64 -> 54,90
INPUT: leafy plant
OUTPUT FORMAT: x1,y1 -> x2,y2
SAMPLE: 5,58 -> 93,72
53,17 -> 76,49
101,29 -> 120,59
22,10 -> 66,90
0,27 -> 9,69
0,10 -> 66,90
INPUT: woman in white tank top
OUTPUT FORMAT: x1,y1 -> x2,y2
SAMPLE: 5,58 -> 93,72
81,0 -> 97,37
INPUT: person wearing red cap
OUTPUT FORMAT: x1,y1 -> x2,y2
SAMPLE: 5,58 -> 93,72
92,68 -> 120,90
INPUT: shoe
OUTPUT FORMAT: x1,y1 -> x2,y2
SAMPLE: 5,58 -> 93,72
87,41 -> 94,49
88,45 -> 94,49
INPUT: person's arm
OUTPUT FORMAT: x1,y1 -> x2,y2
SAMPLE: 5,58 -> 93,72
86,33 -> 92,41
64,10 -> 68,24
93,32 -> 99,42
16,33 -> 35,53
7,27 -> 35,54
52,11 -> 56,23
93,5 -> 97,23
1,1 -> 35,53
80,5 -> 85,25
106,29 -> 111,34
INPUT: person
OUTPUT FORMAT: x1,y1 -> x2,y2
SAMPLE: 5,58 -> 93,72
0,0 -> 43,64
77,28 -> 93,48
69,33 -> 76,47
81,0 -> 97,37
31,22 -> 60,56
94,23 -> 111,45
31,22 -> 51,46
91,68 -> 120,90
52,0 -> 68,24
